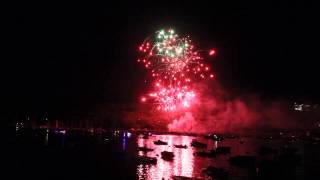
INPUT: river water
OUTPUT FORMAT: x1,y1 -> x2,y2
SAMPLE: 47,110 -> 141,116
6,128 -> 320,179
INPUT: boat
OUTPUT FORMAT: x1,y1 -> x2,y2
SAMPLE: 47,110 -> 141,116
172,176 -> 193,180
204,133 -> 224,141
161,151 -> 174,161
191,140 -> 207,148
136,155 -> 157,164
172,176 -> 205,180
154,140 -> 168,145
141,132 -> 152,139
174,144 -> 188,148
215,146 -> 231,155
194,151 -> 216,158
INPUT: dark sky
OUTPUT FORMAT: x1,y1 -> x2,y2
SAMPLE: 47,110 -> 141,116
3,1 -> 319,116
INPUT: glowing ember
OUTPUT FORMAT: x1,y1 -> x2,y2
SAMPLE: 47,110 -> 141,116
138,28 -> 215,111
209,49 -> 216,56
141,97 -> 147,102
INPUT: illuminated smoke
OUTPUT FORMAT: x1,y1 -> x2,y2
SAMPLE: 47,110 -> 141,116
168,112 -> 197,133
167,83 -> 307,134
133,28 -> 314,134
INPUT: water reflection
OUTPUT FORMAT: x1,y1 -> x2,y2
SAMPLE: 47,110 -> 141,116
122,132 -> 127,151
45,129 -> 49,146
135,134 -> 270,179
12,128 -> 308,179
137,135 -> 195,179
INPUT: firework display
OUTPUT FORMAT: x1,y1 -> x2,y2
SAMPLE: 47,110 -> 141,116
138,29 -> 214,111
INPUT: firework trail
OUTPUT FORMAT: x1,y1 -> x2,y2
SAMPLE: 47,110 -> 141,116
138,28 -> 215,112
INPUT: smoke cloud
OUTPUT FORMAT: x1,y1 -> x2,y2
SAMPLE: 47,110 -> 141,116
166,82 -> 312,134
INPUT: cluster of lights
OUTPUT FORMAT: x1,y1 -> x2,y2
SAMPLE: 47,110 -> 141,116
138,29 -> 215,111
148,83 -> 195,111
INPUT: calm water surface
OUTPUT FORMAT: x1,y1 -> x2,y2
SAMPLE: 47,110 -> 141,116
7,128 -> 319,179
135,134 -> 260,179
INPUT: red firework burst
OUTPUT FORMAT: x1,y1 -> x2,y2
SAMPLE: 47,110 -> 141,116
138,28 -> 214,111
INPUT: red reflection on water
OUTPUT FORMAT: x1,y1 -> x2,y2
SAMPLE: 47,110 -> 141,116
136,135 -> 194,180
136,134 -> 281,179
173,136 -> 194,177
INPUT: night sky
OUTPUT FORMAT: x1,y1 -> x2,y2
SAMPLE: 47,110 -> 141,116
3,1 -> 319,118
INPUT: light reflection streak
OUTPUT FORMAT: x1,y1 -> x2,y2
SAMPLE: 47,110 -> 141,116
136,134 -> 194,180
45,129 -> 49,146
